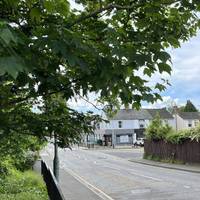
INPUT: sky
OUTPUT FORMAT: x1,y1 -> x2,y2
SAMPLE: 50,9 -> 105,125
68,1 -> 200,112
158,32 -> 200,109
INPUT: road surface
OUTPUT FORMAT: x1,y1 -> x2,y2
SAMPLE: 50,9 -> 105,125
42,146 -> 200,200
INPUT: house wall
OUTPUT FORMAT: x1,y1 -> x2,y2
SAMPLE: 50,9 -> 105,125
166,119 -> 176,129
176,115 -> 186,130
99,119 -> 150,130
92,116 -> 176,146
176,115 -> 200,130
94,118 -> 175,145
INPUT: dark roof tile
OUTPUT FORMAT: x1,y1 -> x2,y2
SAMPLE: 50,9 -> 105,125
111,108 -> 173,120
178,112 -> 200,120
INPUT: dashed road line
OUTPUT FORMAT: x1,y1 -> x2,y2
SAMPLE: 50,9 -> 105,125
130,171 -> 163,181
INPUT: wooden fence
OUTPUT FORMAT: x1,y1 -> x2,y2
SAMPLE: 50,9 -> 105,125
144,139 -> 200,163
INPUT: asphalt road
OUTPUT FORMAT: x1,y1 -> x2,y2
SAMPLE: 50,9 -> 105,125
99,148 -> 144,160
43,146 -> 200,200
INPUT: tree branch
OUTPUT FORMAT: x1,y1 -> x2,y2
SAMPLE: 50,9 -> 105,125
68,1 -> 182,28
68,3 -> 137,28
78,94 -> 104,111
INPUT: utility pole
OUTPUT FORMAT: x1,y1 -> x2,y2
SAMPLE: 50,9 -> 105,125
53,133 -> 59,182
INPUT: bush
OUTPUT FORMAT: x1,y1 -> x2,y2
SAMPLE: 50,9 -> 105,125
0,132 -> 46,171
0,159 -> 13,178
0,132 -> 48,199
145,115 -> 200,144
0,169 -> 48,200
145,114 -> 173,141
165,129 -> 190,144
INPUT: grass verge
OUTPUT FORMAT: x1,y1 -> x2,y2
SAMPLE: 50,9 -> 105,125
0,169 -> 48,200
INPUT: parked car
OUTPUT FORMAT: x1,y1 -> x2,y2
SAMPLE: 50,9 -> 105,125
135,138 -> 144,146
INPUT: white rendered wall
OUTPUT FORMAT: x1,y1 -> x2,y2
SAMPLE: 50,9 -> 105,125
99,120 -> 150,130
165,119 -> 176,129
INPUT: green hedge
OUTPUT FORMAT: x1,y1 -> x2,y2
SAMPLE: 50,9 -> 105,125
145,114 -> 200,144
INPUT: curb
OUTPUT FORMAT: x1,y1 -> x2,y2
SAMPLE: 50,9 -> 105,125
129,159 -> 200,174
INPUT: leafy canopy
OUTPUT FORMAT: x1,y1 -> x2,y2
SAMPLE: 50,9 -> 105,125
1,0 -> 200,146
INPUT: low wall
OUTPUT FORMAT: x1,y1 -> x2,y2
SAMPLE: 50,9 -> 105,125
144,139 -> 200,163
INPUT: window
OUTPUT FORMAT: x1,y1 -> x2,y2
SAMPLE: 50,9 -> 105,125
118,121 -> 122,128
188,120 -> 192,127
139,124 -> 144,128
139,119 -> 145,128
96,123 -> 100,129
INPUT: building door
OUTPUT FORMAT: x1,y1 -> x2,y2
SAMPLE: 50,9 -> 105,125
104,135 -> 112,146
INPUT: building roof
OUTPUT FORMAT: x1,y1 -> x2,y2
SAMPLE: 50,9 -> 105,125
147,108 -> 173,119
178,112 -> 200,120
111,109 -> 152,120
111,108 -> 173,120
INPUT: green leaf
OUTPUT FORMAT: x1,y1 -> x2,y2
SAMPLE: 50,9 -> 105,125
154,51 -> 171,63
0,56 -> 25,78
44,0 -> 69,16
168,36 -> 180,48
30,8 -> 41,22
0,27 -> 17,45
144,68 -> 152,77
44,1 -> 53,13
155,83 -> 166,91
158,63 -> 171,74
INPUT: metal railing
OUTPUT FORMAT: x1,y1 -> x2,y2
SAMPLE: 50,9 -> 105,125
41,160 -> 65,200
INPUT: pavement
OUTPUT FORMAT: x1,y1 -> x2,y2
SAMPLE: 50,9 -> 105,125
40,145 -> 200,200
129,158 -> 200,174
41,150 -> 104,200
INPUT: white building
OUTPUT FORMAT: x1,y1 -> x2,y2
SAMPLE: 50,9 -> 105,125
94,108 -> 175,146
176,112 -> 200,130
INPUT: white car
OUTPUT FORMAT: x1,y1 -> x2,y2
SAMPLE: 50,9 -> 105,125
135,138 -> 144,146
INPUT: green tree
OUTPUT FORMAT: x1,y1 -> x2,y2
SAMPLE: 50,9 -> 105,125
183,100 -> 198,112
145,114 -> 173,141
0,0 -> 200,145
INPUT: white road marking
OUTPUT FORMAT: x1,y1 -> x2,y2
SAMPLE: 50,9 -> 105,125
104,166 -> 122,171
130,172 -> 162,181
63,166 -> 115,200
131,188 -> 151,194
103,165 -> 163,182
184,185 -> 191,189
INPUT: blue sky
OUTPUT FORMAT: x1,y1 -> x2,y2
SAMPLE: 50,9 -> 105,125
159,31 -> 200,109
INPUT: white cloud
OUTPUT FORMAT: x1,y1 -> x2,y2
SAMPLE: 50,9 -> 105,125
143,96 -> 183,109
67,92 -> 102,113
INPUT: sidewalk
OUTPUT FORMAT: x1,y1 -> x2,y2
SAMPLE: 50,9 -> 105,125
41,154 -> 104,200
129,158 -> 200,173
